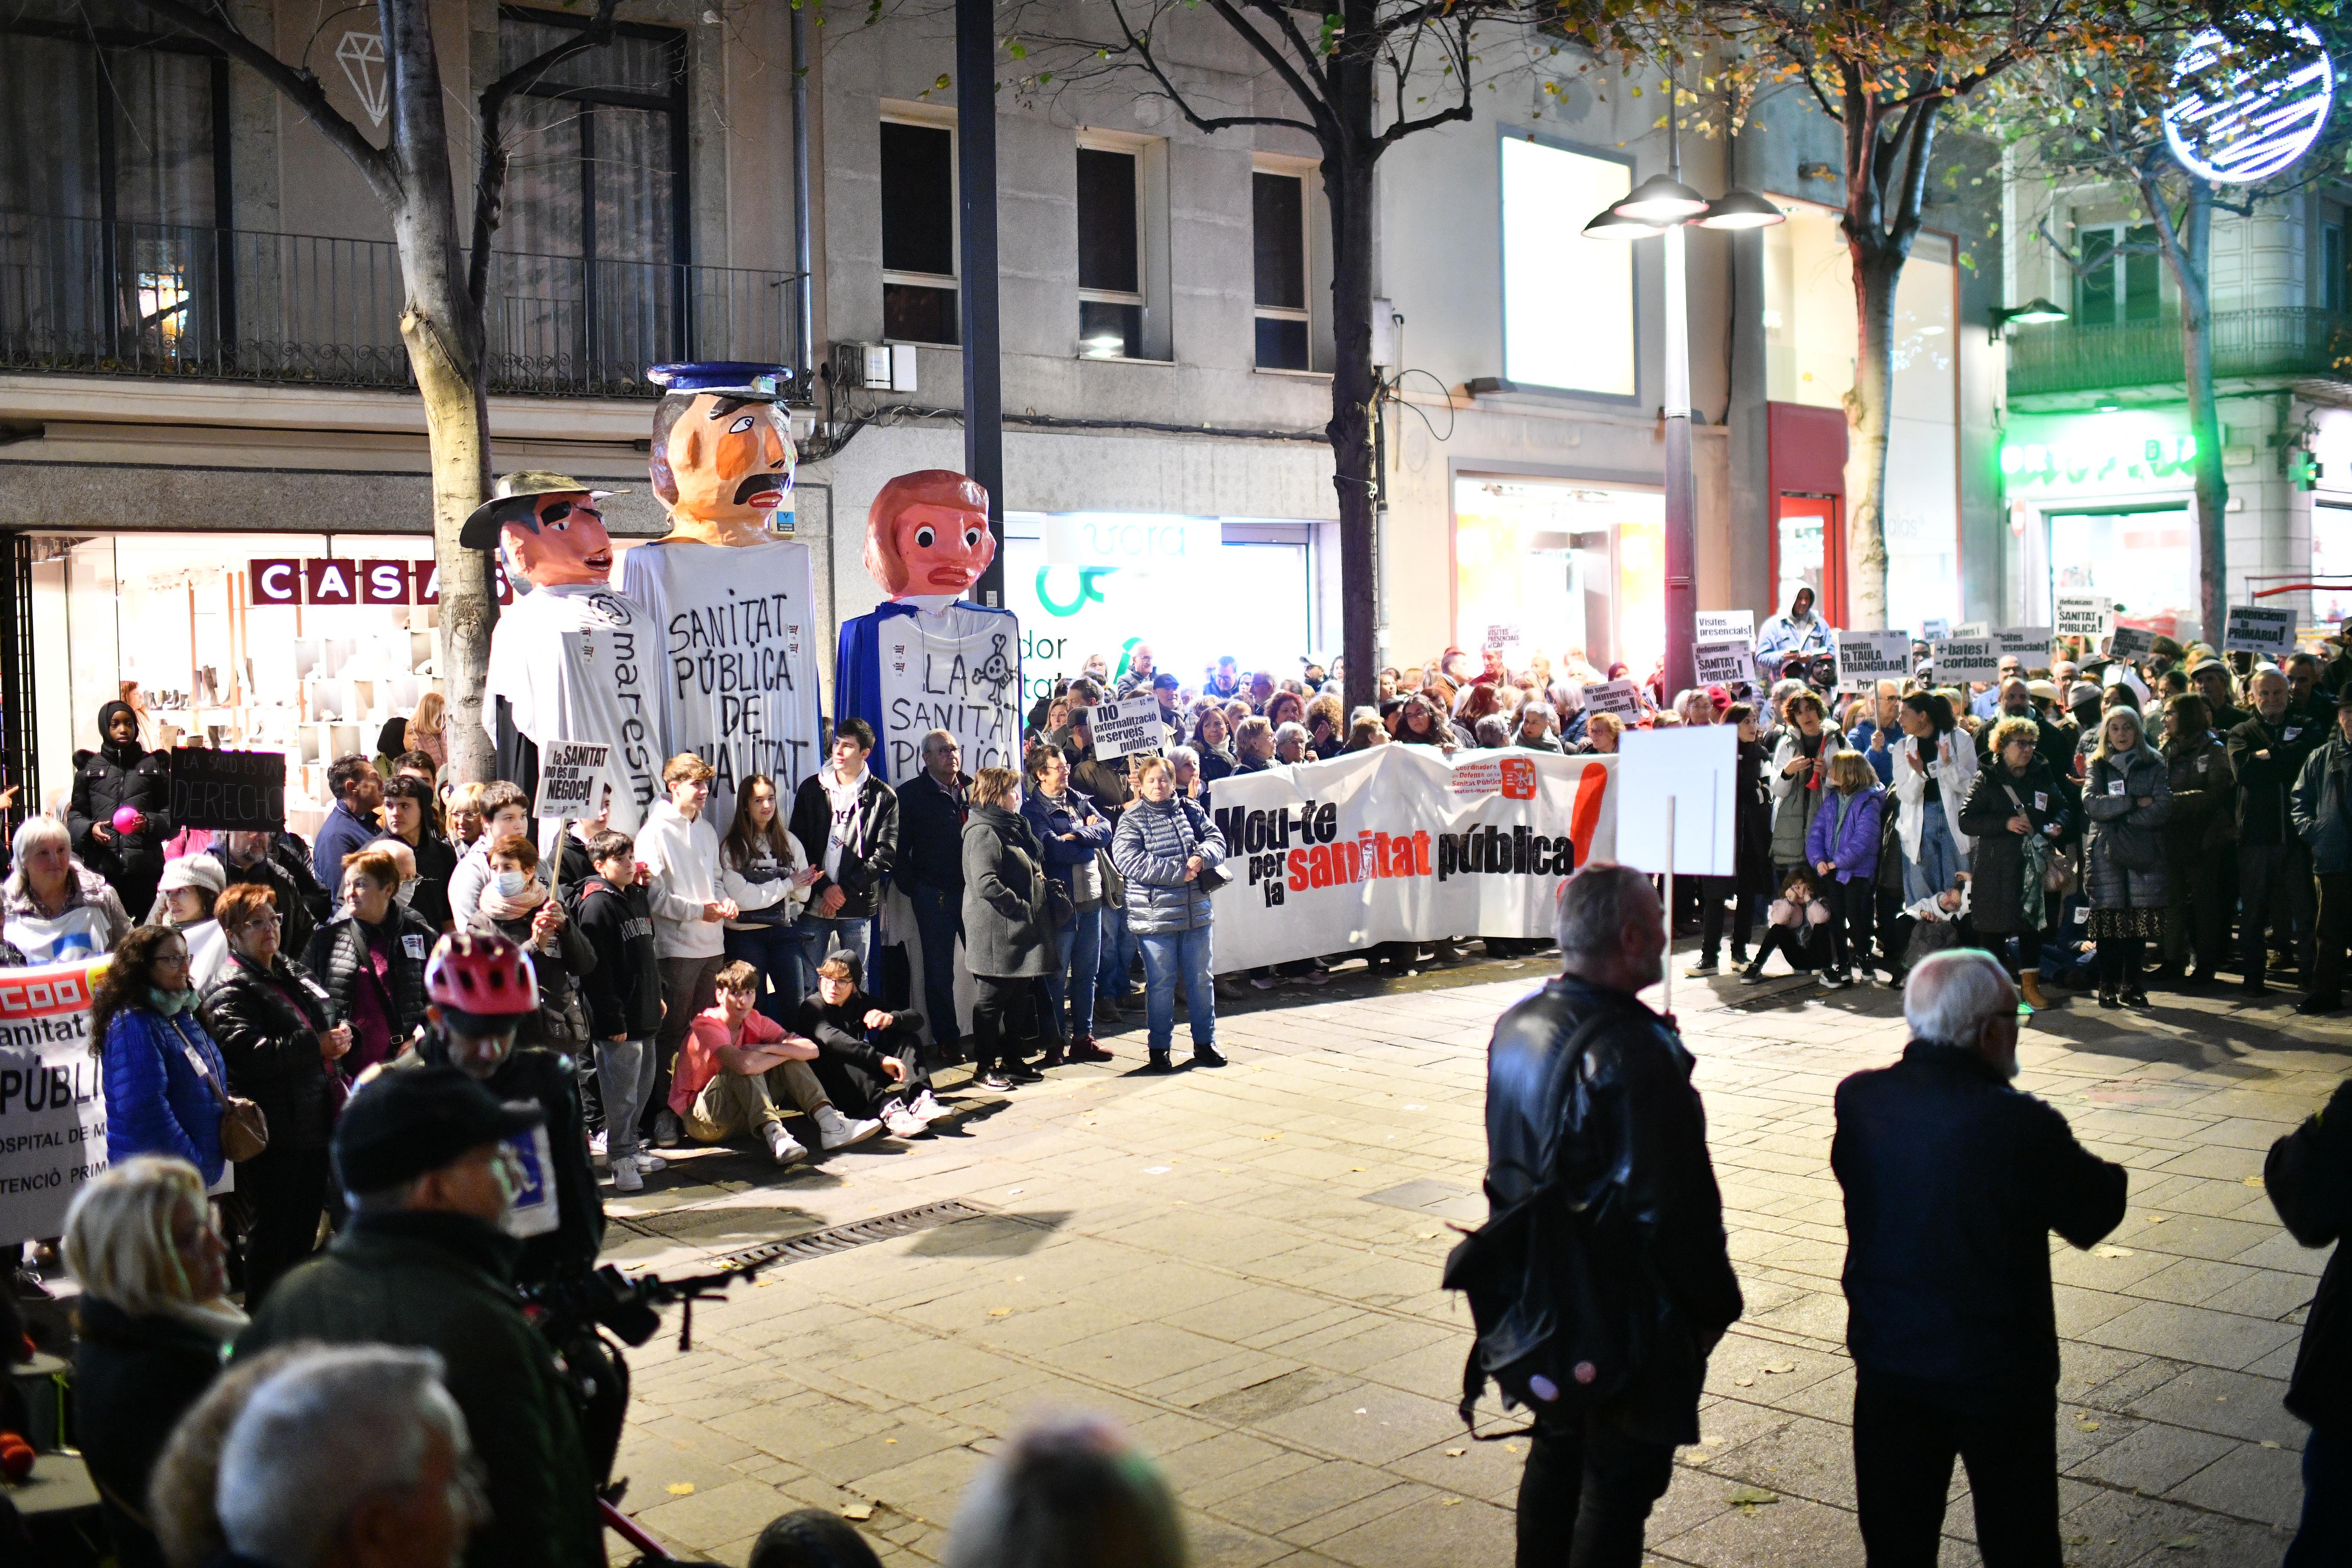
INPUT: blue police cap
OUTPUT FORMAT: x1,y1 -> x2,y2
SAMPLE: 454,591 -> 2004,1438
647,361 -> 794,400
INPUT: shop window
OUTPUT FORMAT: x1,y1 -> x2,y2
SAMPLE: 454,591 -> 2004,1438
1077,146 -> 1142,359
2049,508 -> 2197,635
1253,170 -> 1310,371
1499,135 -> 1634,397
2323,219 -> 2346,316
2314,502 -> 2352,626
882,117 -> 958,345
1453,476 -> 1661,677
2073,222 -> 2162,327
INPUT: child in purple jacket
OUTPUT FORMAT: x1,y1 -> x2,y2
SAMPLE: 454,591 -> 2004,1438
1803,751 -> 1886,987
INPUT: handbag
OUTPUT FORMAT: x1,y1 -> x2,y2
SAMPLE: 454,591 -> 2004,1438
1177,799 -> 1233,892
171,1015 -> 268,1162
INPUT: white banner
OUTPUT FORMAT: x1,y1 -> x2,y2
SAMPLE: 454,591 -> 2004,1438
874,603 -> 1026,780
483,582 -> 667,835
0,959 -> 106,1246
1836,631 -> 1912,688
1692,639 -> 1756,688
533,740 -> 612,820
1203,745 -> 1617,972
2056,594 -> 2112,640
1697,609 -> 1756,643
1930,637 -> 2001,683
622,538 -> 825,839
1089,698 -> 1165,761
2224,605 -> 2297,657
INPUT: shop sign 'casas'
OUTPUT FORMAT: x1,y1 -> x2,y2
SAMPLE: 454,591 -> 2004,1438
248,558 -> 514,608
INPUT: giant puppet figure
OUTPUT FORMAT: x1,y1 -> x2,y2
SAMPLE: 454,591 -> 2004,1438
833,470 -> 1023,782
473,471 -> 665,832
620,362 -> 825,837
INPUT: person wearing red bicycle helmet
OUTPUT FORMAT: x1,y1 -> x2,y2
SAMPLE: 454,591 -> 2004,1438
374,931 -> 605,1289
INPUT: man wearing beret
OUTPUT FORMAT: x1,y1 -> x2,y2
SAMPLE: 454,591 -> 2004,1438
237,1066 -> 606,1568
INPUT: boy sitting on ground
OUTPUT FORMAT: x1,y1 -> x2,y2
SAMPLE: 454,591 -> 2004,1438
668,961 -> 882,1164
789,952 -> 951,1139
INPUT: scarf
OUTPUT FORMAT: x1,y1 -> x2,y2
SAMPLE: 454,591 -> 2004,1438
478,874 -> 549,924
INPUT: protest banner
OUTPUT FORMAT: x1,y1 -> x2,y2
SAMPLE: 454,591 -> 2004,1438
168,749 -> 285,832
2109,623 -> 2157,660
1993,626 -> 2056,661
1692,639 -> 1756,688
1088,698 -> 1165,760
1930,638 -> 2001,683
1583,680 -> 1643,719
532,740 -> 612,819
841,603 -> 1025,783
1205,745 -> 1618,972
2223,605 -> 2297,658
1696,609 -> 1756,643
2056,594 -> 2112,640
0,959 -> 107,1246
1835,631 -> 1912,688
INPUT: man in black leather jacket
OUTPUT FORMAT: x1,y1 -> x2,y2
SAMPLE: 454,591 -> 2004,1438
1483,865 -> 1742,1567
2266,1076 -> 2352,1565
1833,948 -> 2126,1566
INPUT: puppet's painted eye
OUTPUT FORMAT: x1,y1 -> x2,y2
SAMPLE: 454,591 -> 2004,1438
729,415 -> 756,434
915,527 -> 936,548
964,528 -> 982,547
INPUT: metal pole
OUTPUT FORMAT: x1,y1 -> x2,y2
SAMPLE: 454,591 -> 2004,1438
790,0 -> 816,397
1662,795 -> 1676,1016
956,0 -> 1006,608
1662,222 -> 1697,702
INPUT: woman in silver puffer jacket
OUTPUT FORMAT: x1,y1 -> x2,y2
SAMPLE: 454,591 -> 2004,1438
2081,705 -> 2174,1010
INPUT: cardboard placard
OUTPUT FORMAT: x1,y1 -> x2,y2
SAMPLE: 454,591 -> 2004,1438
1482,623 -> 1525,660
1582,680 -> 1643,719
1929,638 -> 2001,684
1087,698 -> 1164,761
1922,617 -> 1951,641
1616,726 -> 1739,878
1993,626 -> 2055,662
2223,605 -> 2297,658
1696,609 -> 1756,643
0,960 -> 106,1245
1954,620 -> 1990,637
1836,631 -> 1913,688
2109,624 -> 2157,660
166,749 -> 285,831
1692,640 -> 1757,688
532,740 -> 613,819
2056,594 -> 2112,640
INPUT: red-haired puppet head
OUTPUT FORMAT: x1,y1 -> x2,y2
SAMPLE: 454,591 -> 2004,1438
865,470 -> 995,601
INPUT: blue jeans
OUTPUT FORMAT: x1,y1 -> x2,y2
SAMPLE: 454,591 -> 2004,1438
797,914 -> 874,990
1046,905 -> 1101,1043
1903,799 -> 1964,904
1138,924 -> 1215,1055
2285,1425 -> 2352,1568
1097,902 -> 1137,1001
724,922 -> 804,1029
905,881 -> 963,1047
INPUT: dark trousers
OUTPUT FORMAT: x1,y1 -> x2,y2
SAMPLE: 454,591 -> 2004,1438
970,975 -> 1038,1070
2313,874 -> 2352,1001
1696,877 -> 1752,963
807,1025 -> 931,1119
1515,1415 -> 1675,1568
2241,840 -> 2315,981
239,1144 -> 332,1310
1825,878 -> 1871,972
906,881 -> 964,1048
2284,1424 -> 2352,1568
724,923 -> 804,1028
2160,849 -> 2228,974
1853,1373 -> 2059,1568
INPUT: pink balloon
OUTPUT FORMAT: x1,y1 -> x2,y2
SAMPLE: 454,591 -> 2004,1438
112,805 -> 146,836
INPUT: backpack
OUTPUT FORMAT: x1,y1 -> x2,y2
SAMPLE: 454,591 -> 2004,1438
1441,1002 -> 1658,1435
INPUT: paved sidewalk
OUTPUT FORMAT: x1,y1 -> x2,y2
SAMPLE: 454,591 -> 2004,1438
598,958 -> 2342,1568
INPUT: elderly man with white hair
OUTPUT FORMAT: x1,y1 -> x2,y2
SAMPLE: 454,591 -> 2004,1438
1832,948 -> 2127,1567
212,1344 -> 484,1568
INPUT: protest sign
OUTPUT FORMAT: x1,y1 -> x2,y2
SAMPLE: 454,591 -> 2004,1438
1954,621 -> 1990,637
0,959 -> 106,1246
1696,609 -> 1756,643
2223,605 -> 2297,658
2056,594 -> 2112,640
1617,726 -> 1737,877
1993,626 -> 2056,661
1088,698 -> 1166,760
532,740 -> 612,819
167,749 -> 285,832
1930,638 -> 2001,683
2109,623 -> 2157,660
1583,680 -> 1643,718
1836,631 -> 1912,688
1482,623 -> 1525,662
1922,617 -> 1951,641
1205,745 -> 1617,972
1692,640 -> 1756,688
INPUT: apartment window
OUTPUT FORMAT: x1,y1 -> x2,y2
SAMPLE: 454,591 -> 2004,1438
2074,222 -> 2161,326
1077,147 -> 1143,359
882,118 -> 958,344
499,10 -> 687,269
1254,171 -> 1311,370
2324,219 -> 2346,316
1501,135 -> 1634,396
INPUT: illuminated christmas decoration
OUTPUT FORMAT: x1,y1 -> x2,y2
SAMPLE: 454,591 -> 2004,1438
2163,23 -> 2334,185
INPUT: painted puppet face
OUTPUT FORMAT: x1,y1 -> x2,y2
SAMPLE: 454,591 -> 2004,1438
661,393 -> 796,545
503,493 -> 613,586
887,499 -> 996,597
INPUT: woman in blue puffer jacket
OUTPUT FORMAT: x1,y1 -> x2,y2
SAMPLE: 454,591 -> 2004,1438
92,924 -> 227,1185
1111,755 -> 1230,1073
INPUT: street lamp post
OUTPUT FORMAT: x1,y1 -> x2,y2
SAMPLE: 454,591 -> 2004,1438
1584,79 -> 1782,702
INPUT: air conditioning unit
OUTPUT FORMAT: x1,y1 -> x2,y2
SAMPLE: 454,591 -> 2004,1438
830,341 -> 919,393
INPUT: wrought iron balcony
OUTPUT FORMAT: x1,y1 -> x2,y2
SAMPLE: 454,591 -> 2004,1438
2006,305 -> 2352,399
0,211 -> 805,398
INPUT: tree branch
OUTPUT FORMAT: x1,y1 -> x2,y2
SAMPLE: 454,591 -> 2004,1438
1098,0 -> 1323,137
470,0 -> 622,308
1199,0 -> 1344,142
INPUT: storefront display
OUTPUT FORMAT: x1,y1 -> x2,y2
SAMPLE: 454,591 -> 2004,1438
2001,408 -> 2204,639
1452,475 -> 1662,680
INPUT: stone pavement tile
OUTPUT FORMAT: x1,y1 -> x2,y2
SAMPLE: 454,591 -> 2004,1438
2058,1483 -> 2291,1568
1183,1450 -> 1329,1510
797,1423 -> 973,1487
2063,1420 -> 2240,1495
1258,1382 -> 1469,1466
2119,1366 -> 2303,1448
1692,1411 -> 1861,1510
2076,1300 -> 2301,1372
1704,1337 -> 1850,1402
1741,1288 -> 1850,1344
2120,1256 -> 2270,1309
2051,1241 -> 2179,1293
1156,1428 -> 1302,1495
842,1443 -> 992,1524
2113,1210 -> 2280,1264
1385,1433 -> 1527,1506
2198,1266 -> 2318,1322
1179,1513 -> 1306,1568
2165,1439 -> 2306,1530
1270,1315 -> 1457,1377
1650,1490 -> 1867,1567
1352,1340 -> 1472,1405
1052,1320 -> 1238,1388
1205,1456 -> 1413,1538
1299,1490 -> 1515,1568
630,1478 -> 801,1552
2222,1226 -> 2331,1278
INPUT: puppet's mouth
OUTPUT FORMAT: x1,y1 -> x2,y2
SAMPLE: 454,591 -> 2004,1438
734,473 -> 787,507
925,566 -> 973,587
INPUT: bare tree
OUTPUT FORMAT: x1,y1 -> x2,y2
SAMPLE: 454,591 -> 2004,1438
119,0 -> 622,781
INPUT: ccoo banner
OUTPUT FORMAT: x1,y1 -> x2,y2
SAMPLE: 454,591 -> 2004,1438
0,959 -> 107,1246
1203,745 -> 1617,973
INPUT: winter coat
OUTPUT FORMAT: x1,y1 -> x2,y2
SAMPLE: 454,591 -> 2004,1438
1767,728 -> 1847,865
2162,731 -> 2236,859
1022,786 -> 1113,914
571,875 -> 663,1039
101,1005 -> 228,1185
787,764 -> 899,919
2266,1077 -> 2352,1438
73,1297 -> 227,1568
959,802 -> 1052,978
401,829 -> 460,931
198,950 -> 339,1151
1730,739 -> 1774,895
1892,728 -> 1978,869
1957,755 -> 2076,938
0,863 -> 131,962
1111,795 -> 1228,936
1068,743 -> 1133,818
67,703 -> 172,913
2292,734 -> 2352,878
2082,745 -> 2175,910
1975,710 -> 2078,782
894,770 -> 972,894
1481,976 -> 1743,1446
1804,784 -> 1883,884
235,1210 -> 604,1568
634,799 -> 726,959
2229,711 -> 2325,848
304,904 -> 438,1062
466,900 -> 596,1053
1833,1041 -> 2127,1389
309,800 -> 381,892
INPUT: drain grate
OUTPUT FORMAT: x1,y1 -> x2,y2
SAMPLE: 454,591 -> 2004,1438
692,1198 -> 994,1274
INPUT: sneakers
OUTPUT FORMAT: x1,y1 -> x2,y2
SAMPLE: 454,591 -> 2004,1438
907,1089 -> 953,1123
1688,958 -> 1720,976
1821,968 -> 1850,989
1190,1043 -> 1229,1068
1739,962 -> 1768,983
589,1129 -> 608,1161
763,1122 -> 808,1164
882,1102 -> 930,1138
815,1105 -> 884,1151
976,1067 -> 1013,1091
634,1151 -> 667,1174
1250,975 -> 1279,989
610,1156 -> 644,1193
653,1109 -> 684,1148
